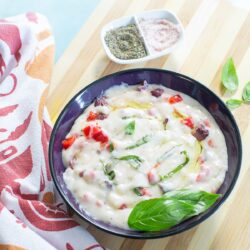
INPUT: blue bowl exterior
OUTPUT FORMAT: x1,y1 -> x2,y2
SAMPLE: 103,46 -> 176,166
49,69 -> 242,239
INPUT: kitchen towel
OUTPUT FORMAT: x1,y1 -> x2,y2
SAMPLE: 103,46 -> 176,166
0,13 -> 104,250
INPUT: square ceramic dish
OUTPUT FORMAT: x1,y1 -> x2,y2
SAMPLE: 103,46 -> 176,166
100,9 -> 184,64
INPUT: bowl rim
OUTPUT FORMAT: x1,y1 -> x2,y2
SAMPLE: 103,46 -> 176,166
49,68 -> 242,239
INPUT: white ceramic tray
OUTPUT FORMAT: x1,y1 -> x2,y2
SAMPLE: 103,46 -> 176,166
100,9 -> 184,64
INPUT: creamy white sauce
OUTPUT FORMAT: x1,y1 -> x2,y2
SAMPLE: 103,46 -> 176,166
62,84 -> 228,229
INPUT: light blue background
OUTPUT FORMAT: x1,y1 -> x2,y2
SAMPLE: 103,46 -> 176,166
0,0 -> 100,60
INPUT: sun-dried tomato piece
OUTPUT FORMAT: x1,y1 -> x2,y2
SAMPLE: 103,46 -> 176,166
151,88 -> 164,97
192,124 -> 209,141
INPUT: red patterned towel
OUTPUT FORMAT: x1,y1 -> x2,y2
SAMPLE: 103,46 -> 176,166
0,13 -> 104,250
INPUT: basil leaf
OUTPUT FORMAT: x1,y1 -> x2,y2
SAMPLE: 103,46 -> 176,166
109,142 -> 114,152
128,190 -> 220,231
101,161 -> 116,180
160,151 -> 189,180
107,170 -> 115,180
242,82 -> 250,102
133,187 -> 143,196
221,58 -> 239,92
157,145 -> 180,164
115,155 -> 143,169
226,99 -> 242,109
125,121 -> 135,135
126,135 -> 151,149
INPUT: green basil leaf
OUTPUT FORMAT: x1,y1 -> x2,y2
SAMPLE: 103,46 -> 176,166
101,161 -> 116,180
226,99 -> 242,109
126,135 -> 151,149
221,58 -> 239,92
115,155 -> 143,169
242,81 -> 250,102
125,120 -> 135,135
157,145 -> 180,163
117,155 -> 142,161
160,151 -> 189,180
107,170 -> 115,180
109,142 -> 114,152
128,190 -> 220,231
133,187 -> 143,196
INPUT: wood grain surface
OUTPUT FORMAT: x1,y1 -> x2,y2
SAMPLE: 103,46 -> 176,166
47,0 -> 250,249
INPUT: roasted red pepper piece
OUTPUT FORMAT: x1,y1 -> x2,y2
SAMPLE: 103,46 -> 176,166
92,125 -> 101,135
181,117 -> 194,129
192,124 -> 209,141
151,88 -> 164,97
87,111 -> 97,121
168,94 -> 183,104
82,126 -> 91,137
92,130 -> 108,143
62,135 -> 76,149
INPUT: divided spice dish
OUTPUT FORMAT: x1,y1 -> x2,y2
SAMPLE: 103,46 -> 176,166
101,10 -> 184,64
49,69 -> 242,239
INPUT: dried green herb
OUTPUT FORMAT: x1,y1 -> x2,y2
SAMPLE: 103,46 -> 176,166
105,24 -> 147,60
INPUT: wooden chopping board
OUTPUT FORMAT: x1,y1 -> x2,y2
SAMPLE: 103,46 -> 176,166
47,0 -> 250,249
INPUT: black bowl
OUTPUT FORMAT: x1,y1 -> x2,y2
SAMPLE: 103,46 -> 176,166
49,68 -> 242,239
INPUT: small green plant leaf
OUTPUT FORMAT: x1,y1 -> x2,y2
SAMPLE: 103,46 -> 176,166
242,82 -> 250,102
226,99 -> 242,110
221,58 -> 239,92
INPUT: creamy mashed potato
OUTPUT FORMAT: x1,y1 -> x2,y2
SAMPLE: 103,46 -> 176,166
62,83 -> 228,229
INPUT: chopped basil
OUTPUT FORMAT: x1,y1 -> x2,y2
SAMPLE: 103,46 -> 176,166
160,151 -> 189,180
126,135 -> 151,149
128,189 -> 220,231
115,155 -> 143,169
157,145 -> 180,164
133,187 -> 143,196
221,57 -> 239,92
101,161 -> 115,180
124,120 -> 135,135
226,99 -> 242,109
109,142 -> 114,152
242,82 -> 250,102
